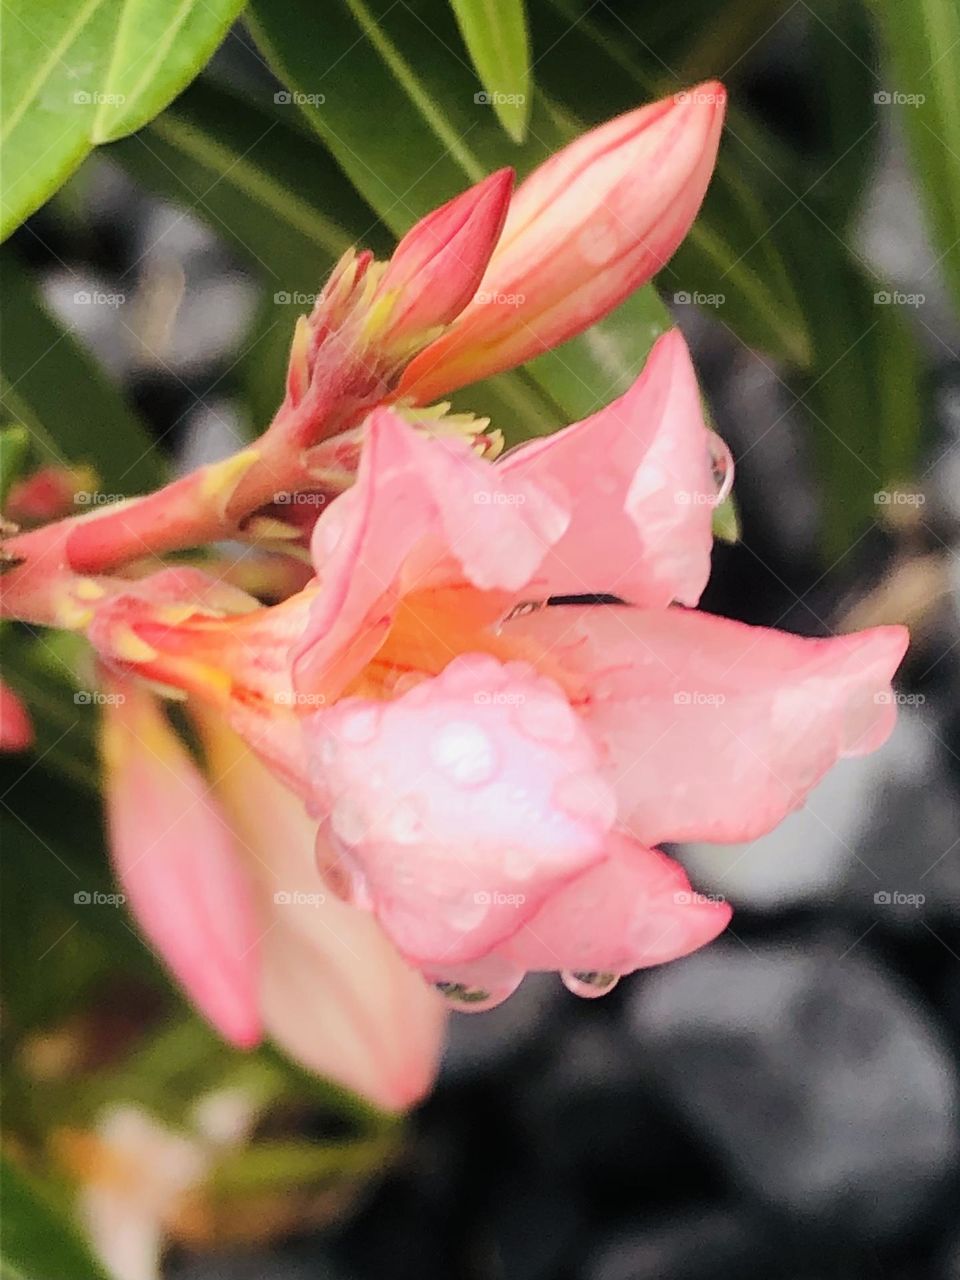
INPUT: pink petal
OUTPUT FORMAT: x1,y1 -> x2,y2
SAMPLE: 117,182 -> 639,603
200,719 -> 446,1110
500,329 -> 719,607
378,168 -> 514,344
304,653 -> 615,967
0,681 -> 33,752
293,408 -> 567,700
502,831 -> 732,974
502,604 -> 909,845
102,681 -> 261,1048
398,84 -> 725,402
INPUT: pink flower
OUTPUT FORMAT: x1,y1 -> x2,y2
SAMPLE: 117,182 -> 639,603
89,330 -> 907,1013
398,83 -> 726,404
101,677 -> 445,1109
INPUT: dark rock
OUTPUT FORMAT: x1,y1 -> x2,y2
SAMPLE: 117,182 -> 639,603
582,1207 -> 776,1280
627,939 -> 959,1243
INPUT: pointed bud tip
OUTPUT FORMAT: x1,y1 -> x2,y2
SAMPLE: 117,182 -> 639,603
379,167 -> 515,343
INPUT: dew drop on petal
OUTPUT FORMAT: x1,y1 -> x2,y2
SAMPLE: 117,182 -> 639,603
516,695 -> 577,744
708,433 -> 734,503
433,981 -> 518,1012
561,970 -> 620,998
387,797 -> 424,844
336,705 -> 380,745
502,599 -> 547,624
554,772 -> 617,828
430,720 -> 498,787
331,793 -> 369,846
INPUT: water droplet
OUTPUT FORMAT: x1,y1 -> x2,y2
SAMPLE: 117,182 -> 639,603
337,705 -> 380,745
387,798 -> 424,844
430,720 -> 497,787
516,695 -> 577,744
331,793 -> 368,846
561,970 -> 620,998
501,599 -> 547,624
433,980 -> 518,1012
708,433 -> 734,503
554,772 -> 617,828
316,836 -> 369,907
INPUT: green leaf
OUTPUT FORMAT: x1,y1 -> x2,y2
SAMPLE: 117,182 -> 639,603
111,77 -> 389,294
535,0 -> 811,366
0,0 -> 246,239
0,1155 -> 109,1280
870,0 -> 960,313
796,251 -> 924,555
0,250 -> 163,494
247,0 -> 670,436
449,0 -> 531,143
0,425 -> 31,506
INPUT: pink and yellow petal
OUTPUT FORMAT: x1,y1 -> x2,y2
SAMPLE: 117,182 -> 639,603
101,681 -> 261,1048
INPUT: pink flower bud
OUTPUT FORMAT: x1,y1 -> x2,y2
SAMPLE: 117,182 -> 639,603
0,681 -> 33,752
398,83 -> 726,402
378,167 -> 514,347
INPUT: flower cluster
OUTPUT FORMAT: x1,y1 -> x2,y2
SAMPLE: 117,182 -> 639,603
0,82 -> 907,1111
